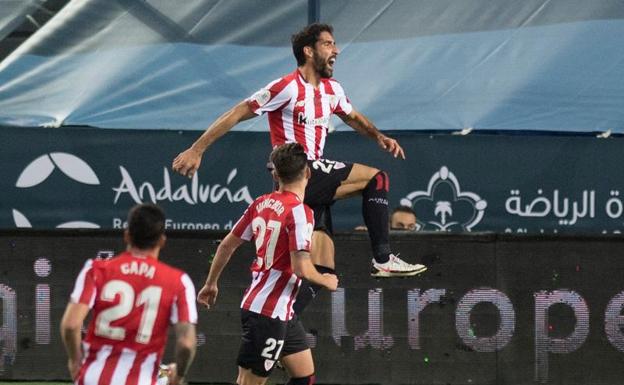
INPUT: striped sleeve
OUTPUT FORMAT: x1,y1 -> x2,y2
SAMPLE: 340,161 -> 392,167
246,77 -> 295,115
70,259 -> 97,308
170,273 -> 198,324
287,203 -> 313,252
232,202 -> 254,241
329,79 -> 353,115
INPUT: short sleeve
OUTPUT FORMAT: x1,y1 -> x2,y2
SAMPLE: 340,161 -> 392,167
232,202 -> 255,241
170,273 -> 198,324
246,77 -> 295,115
328,79 -> 353,116
70,259 -> 97,308
287,204 -> 314,252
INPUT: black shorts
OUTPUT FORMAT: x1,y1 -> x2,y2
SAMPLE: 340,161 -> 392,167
305,159 -> 353,234
281,314 -> 310,357
237,310 -> 287,377
237,311 -> 310,377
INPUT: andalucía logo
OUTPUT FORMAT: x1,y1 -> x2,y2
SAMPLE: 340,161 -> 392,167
12,152 -> 101,228
400,166 -> 487,231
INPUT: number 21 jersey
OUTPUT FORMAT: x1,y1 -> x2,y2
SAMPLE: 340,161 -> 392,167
70,252 -> 197,385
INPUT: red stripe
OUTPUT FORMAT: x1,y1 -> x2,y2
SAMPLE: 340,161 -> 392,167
285,279 -> 302,320
375,173 -> 383,190
268,99 -> 291,147
293,75 -> 308,155
383,172 -> 390,192
242,271 -> 272,310
77,347 -> 98,385
313,88 -> 323,159
125,354 -> 143,385
98,349 -> 120,385
260,272 -> 291,317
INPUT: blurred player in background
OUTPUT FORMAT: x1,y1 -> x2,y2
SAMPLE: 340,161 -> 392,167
61,204 -> 197,385
197,143 -> 338,385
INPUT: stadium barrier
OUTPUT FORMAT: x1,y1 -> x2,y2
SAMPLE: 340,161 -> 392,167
1,230 -> 624,384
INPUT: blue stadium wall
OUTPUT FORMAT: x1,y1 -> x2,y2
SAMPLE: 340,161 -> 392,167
2,230 -> 624,384
3,126 -> 624,235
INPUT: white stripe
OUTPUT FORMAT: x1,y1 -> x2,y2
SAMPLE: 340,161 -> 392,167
137,352 -> 158,385
281,83 -> 297,143
110,348 -> 136,385
318,82 -> 329,158
170,297 -> 179,324
233,212 -> 253,241
332,80 -> 353,115
271,274 -> 298,321
70,259 -> 93,304
303,84 -> 316,157
181,274 -> 198,323
292,204 -> 310,250
240,271 -> 260,306
249,269 -> 281,313
83,344 -> 112,385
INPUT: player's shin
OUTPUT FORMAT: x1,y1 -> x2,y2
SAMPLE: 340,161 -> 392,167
362,171 -> 391,263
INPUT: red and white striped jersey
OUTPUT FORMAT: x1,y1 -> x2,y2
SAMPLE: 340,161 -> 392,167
247,69 -> 353,160
70,252 -> 198,385
232,190 -> 314,321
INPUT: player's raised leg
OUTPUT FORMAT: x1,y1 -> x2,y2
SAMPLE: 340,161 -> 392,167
335,163 -> 427,277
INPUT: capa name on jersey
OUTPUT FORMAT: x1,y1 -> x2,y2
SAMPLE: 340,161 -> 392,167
120,261 -> 155,279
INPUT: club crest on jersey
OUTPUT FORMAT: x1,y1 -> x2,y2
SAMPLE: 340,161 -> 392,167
264,359 -> 276,371
252,89 -> 271,106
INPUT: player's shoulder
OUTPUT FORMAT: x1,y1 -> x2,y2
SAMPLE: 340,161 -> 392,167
322,77 -> 345,93
266,70 -> 299,91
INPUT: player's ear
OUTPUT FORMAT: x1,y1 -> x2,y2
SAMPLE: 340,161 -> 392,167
123,229 -> 130,245
271,170 -> 279,182
158,234 -> 166,248
303,45 -> 313,61
305,165 -> 311,179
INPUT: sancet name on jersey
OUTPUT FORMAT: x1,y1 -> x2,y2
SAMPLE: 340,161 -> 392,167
120,261 -> 156,279
255,198 -> 285,216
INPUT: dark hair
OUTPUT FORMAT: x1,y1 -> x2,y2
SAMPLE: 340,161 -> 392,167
270,143 -> 308,184
391,205 -> 416,217
291,23 -> 334,66
127,203 -> 165,249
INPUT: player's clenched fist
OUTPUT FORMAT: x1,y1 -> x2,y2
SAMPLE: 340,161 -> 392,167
172,148 -> 203,178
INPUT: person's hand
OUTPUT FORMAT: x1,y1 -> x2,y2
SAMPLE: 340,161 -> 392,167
165,363 -> 186,385
67,358 -> 80,380
323,273 -> 339,291
197,283 -> 218,309
172,148 -> 203,178
376,135 -> 405,159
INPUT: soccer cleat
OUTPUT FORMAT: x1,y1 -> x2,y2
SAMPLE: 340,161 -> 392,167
371,253 -> 427,277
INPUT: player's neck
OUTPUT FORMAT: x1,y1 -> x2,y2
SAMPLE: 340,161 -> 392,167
298,65 -> 321,88
279,182 -> 305,202
126,246 -> 160,260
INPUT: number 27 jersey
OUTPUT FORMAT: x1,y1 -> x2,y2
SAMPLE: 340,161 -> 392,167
232,190 -> 314,321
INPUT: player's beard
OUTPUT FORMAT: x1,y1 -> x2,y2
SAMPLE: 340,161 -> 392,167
313,51 -> 333,78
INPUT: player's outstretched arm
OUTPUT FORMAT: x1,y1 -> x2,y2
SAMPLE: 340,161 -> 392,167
291,250 -> 339,291
172,101 -> 257,178
338,109 -> 406,159
197,232 -> 245,308
167,322 -> 197,385
60,302 -> 90,380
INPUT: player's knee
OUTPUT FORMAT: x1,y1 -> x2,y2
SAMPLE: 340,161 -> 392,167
365,170 -> 390,193
286,374 -> 316,385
